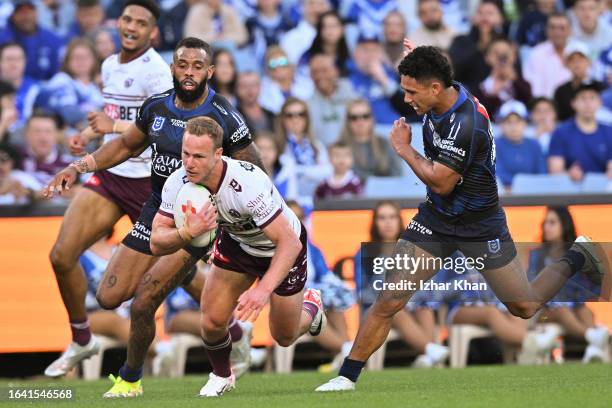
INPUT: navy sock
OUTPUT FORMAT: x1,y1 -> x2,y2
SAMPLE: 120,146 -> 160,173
338,358 -> 365,383
560,249 -> 585,275
119,363 -> 143,383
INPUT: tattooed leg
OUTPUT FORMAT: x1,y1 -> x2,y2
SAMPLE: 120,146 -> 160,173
126,249 -> 198,369
348,240 -> 440,361
95,244 -> 157,310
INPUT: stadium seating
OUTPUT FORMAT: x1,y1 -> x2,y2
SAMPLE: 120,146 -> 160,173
511,174 -> 582,195
581,173 -> 612,193
366,329 -> 401,370
161,334 -> 204,378
81,336 -> 124,380
364,176 -> 426,199
273,335 -> 315,373
449,325 -> 519,368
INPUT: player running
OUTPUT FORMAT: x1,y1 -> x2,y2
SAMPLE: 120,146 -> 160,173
43,0 -> 172,378
44,37 -> 263,397
316,43 -> 610,392
152,117 -> 325,397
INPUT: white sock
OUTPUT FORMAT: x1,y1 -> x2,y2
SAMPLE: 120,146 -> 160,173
425,343 -> 448,363
585,327 -> 609,348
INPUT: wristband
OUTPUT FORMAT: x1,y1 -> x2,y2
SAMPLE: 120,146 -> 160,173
69,154 -> 97,173
177,226 -> 193,242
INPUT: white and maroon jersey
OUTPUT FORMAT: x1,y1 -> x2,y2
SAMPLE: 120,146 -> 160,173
101,47 -> 172,178
160,157 -> 301,257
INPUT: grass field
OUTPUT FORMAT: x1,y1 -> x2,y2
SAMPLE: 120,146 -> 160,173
1,364 -> 611,408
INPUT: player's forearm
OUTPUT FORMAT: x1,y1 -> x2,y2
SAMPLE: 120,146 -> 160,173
258,236 -> 302,293
397,145 -> 450,194
150,224 -> 188,256
91,136 -> 140,171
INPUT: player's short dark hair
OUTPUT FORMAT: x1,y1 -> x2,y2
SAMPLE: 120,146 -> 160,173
186,117 -> 223,149
174,37 -> 213,64
398,46 -> 453,88
123,0 -> 160,21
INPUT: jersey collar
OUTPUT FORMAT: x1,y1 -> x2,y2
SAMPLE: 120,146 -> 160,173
429,81 -> 467,121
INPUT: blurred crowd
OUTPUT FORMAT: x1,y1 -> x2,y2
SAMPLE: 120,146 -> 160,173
0,0 -> 611,207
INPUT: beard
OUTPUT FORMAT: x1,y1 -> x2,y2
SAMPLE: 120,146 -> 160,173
424,20 -> 443,31
173,75 -> 208,103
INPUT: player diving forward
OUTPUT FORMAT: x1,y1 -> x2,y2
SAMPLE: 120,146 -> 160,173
151,116 -> 326,397
43,0 -> 172,377
316,43 -> 610,392
44,37 -> 263,397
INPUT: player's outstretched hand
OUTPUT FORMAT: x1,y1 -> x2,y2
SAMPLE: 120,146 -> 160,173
88,111 -> 114,135
184,200 -> 217,237
236,286 -> 271,322
403,38 -> 416,57
42,166 -> 78,199
390,117 -> 412,154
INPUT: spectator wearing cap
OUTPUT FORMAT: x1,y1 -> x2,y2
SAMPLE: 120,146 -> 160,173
307,53 -> 357,147
495,100 -> 547,190
527,97 -> 558,154
0,0 -> 65,81
554,41 -> 606,121
0,142 -> 40,205
0,42 -> 38,129
570,0 -> 612,60
280,0 -> 330,65
410,0 -> 456,52
259,45 -> 314,114
548,82 -> 612,180
184,0 -> 248,49
447,0 -> 508,93
19,111 -> 72,187
514,0 -> 557,47
347,36 -> 400,125
474,38 -> 532,119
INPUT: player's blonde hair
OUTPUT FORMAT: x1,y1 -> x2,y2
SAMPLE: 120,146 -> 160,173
185,117 -> 223,148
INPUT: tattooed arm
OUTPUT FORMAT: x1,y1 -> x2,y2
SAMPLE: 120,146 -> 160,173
231,143 -> 265,172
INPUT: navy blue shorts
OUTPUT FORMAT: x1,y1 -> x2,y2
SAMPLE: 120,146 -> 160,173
122,197 -> 208,259
401,203 -> 517,270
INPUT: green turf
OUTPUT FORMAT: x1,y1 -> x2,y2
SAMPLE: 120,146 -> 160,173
1,364 -> 611,408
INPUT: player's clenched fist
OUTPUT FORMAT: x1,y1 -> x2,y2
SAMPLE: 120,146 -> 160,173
390,116 -> 412,154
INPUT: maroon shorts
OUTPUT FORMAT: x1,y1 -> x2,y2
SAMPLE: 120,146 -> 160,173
212,225 -> 308,296
83,170 -> 151,223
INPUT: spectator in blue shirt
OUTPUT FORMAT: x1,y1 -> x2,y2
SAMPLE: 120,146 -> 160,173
0,0 -> 64,80
495,100 -> 547,189
0,42 -> 39,128
34,38 -> 104,130
548,82 -> 612,180
342,0 -> 398,41
245,0 -> 294,66
347,36 -> 400,125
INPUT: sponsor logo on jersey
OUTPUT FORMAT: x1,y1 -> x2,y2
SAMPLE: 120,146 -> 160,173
152,154 -> 182,177
152,116 -> 166,132
104,103 -> 139,121
228,209 -> 241,218
450,112 -> 455,123
170,118 -> 187,128
212,101 -> 227,115
231,123 -> 250,143
407,219 -> 432,235
124,78 -> 134,88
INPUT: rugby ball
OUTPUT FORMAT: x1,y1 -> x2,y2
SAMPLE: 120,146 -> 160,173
173,182 -> 217,247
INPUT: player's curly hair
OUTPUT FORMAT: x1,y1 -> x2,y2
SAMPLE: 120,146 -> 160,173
398,46 -> 453,88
